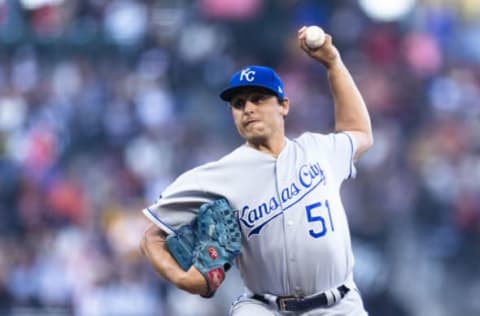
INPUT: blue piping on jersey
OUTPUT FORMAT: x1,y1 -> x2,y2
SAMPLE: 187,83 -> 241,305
340,132 -> 354,179
246,176 -> 325,237
143,207 -> 177,235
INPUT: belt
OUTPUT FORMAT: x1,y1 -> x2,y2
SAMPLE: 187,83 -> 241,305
252,285 -> 350,312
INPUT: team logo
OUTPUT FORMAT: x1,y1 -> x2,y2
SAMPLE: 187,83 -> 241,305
208,246 -> 218,260
239,68 -> 255,82
207,267 -> 225,290
239,161 -> 327,237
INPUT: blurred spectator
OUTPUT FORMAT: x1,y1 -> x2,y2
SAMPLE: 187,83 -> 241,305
0,1 -> 479,315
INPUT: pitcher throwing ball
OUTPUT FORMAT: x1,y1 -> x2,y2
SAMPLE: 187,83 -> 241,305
140,26 -> 373,315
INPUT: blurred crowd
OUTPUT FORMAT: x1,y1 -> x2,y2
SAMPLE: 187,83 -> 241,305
0,0 -> 479,315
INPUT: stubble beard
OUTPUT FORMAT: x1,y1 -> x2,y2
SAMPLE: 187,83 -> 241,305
239,126 -> 269,147
247,134 -> 268,147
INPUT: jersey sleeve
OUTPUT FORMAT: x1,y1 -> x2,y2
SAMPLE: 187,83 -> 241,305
142,167 -> 219,234
302,132 -> 357,184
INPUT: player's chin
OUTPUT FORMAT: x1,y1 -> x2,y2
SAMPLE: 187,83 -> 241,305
239,126 -> 269,143
245,134 -> 268,146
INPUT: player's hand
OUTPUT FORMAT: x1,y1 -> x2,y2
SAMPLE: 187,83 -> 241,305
298,26 -> 341,69
141,224 -> 209,296
180,266 -> 210,296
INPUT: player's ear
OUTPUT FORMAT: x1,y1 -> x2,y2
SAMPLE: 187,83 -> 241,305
279,98 -> 290,117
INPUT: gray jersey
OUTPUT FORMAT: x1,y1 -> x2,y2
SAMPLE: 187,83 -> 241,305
143,132 -> 356,297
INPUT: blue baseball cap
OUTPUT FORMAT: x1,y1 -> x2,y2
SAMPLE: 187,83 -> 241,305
220,66 -> 285,102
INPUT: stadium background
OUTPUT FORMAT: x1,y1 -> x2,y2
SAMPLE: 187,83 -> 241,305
0,0 -> 479,315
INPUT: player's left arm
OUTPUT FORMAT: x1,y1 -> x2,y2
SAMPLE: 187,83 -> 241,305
140,223 -> 209,296
298,27 -> 373,161
141,195 -> 241,298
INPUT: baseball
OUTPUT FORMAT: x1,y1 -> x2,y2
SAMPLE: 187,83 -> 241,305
305,26 -> 326,49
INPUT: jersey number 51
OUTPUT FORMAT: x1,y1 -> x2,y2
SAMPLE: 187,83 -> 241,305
305,200 -> 334,238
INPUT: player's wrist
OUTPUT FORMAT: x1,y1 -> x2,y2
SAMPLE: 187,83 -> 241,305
324,56 -> 343,71
178,266 -> 209,296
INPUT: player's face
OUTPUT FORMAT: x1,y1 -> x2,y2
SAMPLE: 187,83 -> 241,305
230,88 -> 289,145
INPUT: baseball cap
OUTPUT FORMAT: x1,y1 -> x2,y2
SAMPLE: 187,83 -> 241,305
220,66 -> 285,102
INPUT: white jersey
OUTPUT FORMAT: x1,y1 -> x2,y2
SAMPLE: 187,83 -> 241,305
143,132 -> 357,297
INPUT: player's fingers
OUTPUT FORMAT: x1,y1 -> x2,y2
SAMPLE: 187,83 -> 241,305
323,34 -> 333,47
298,29 -> 307,41
298,34 -> 304,47
298,25 -> 307,34
299,39 -> 314,56
298,35 -> 307,50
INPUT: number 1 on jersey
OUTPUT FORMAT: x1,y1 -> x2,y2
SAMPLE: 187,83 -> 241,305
305,200 -> 334,238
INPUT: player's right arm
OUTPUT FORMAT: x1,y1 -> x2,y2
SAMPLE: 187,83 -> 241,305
326,59 -> 373,161
298,27 -> 373,161
140,223 -> 209,296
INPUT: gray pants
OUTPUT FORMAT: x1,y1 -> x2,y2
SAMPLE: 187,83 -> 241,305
230,288 -> 368,316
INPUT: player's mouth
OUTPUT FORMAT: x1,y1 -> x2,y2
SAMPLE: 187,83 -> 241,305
244,119 -> 261,127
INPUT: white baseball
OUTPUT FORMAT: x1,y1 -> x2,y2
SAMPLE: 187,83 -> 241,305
305,26 -> 325,49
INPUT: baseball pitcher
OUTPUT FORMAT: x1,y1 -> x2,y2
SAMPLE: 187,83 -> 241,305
140,26 -> 373,315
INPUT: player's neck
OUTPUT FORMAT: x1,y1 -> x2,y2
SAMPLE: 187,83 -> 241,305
246,136 -> 286,158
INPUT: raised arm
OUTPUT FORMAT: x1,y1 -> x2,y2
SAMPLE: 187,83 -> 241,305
140,223 -> 208,295
298,27 -> 374,161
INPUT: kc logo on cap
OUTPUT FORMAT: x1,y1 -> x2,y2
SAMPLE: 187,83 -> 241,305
239,68 -> 256,82
219,65 -> 285,102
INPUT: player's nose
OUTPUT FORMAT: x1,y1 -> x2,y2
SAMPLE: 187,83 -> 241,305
243,99 -> 256,113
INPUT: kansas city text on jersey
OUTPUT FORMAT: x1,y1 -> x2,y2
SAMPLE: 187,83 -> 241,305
239,161 -> 326,237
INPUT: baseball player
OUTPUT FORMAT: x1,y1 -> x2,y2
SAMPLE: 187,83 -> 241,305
140,26 -> 373,315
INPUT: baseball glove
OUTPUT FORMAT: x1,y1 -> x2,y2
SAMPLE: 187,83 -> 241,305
165,199 -> 242,297
193,198 -> 242,297
166,220 -> 197,271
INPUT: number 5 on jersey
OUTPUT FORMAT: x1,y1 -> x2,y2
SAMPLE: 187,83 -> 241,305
305,200 -> 334,238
